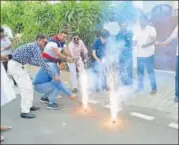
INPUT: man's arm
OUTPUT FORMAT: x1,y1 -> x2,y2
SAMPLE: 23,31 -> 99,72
0,55 -> 8,61
1,37 -> 12,50
142,36 -> 156,48
80,40 -> 88,54
52,47 -> 73,62
92,50 -> 100,62
142,27 -> 157,48
156,25 -> 178,46
92,40 -> 100,62
31,46 -> 60,81
80,40 -> 88,61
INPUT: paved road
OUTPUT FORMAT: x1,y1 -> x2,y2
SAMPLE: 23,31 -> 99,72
1,94 -> 178,144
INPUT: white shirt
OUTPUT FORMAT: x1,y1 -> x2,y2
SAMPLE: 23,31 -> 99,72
1,37 -> 13,60
43,42 -> 66,58
133,25 -> 157,57
68,40 -> 88,58
2,25 -> 13,40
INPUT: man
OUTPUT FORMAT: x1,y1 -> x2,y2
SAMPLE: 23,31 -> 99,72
92,29 -> 110,92
41,31 -> 73,63
8,34 -> 60,119
156,25 -> 178,102
67,33 -> 88,92
33,59 -> 76,109
116,21 -> 133,86
134,14 -> 157,94
0,27 -> 17,86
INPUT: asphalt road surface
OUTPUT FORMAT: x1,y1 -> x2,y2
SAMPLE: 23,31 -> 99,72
1,94 -> 178,144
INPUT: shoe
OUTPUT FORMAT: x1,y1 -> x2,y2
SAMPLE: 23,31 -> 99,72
174,97 -> 179,103
1,136 -> 5,142
47,103 -> 61,110
40,97 -> 49,104
57,95 -> 63,99
20,113 -> 36,119
30,106 -> 40,111
1,125 -> 12,131
72,88 -> 78,93
96,89 -> 100,92
135,88 -> 144,93
150,90 -> 157,95
69,95 -> 76,100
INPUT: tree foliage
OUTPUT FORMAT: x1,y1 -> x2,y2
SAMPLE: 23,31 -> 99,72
1,1 -> 139,48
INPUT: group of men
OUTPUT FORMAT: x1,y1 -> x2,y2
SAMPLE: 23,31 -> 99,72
0,13 -> 178,120
1,28 -> 88,119
91,14 -> 178,103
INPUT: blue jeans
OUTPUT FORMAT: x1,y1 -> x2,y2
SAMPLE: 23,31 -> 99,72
34,81 -> 71,104
93,61 -> 107,90
119,54 -> 133,86
137,56 -> 157,91
175,56 -> 178,98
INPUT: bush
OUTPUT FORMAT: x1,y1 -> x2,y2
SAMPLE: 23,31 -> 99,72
1,1 -> 139,48
1,1 -> 112,48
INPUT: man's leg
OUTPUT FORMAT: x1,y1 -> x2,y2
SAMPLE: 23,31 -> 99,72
137,57 -> 145,91
52,80 -> 72,98
146,56 -> 157,94
126,56 -> 133,85
34,82 -> 55,103
94,62 -> 103,91
2,61 -> 8,72
3,61 -> 17,86
119,59 -> 127,85
68,63 -> 78,92
8,60 -> 37,118
175,56 -> 178,102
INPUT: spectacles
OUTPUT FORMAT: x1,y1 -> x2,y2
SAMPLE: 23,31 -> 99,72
73,37 -> 79,41
41,40 -> 48,46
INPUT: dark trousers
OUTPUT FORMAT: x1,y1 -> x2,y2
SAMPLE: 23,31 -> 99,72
175,56 -> 178,98
137,55 -> 157,91
2,61 -> 17,86
119,56 -> 133,86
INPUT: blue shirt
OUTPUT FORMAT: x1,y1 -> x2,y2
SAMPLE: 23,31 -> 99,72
116,30 -> 133,56
33,62 -> 72,97
33,63 -> 59,85
12,42 -> 55,77
92,38 -> 106,60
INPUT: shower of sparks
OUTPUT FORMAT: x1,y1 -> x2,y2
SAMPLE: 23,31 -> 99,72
80,70 -> 89,111
107,64 -> 120,123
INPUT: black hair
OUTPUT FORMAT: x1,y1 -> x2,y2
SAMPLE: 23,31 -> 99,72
36,34 -> 47,40
72,32 -> 80,37
99,29 -> 110,39
60,30 -> 68,35
0,27 -> 4,33
139,13 -> 148,21
55,59 -> 66,65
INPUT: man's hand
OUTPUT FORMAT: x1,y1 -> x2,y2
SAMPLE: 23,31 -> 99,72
155,41 -> 165,47
66,56 -> 74,63
1,55 -> 9,61
141,44 -> 148,48
96,58 -> 101,63
53,75 -> 61,81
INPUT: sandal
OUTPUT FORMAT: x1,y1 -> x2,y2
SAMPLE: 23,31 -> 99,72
1,125 -> 12,131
